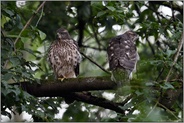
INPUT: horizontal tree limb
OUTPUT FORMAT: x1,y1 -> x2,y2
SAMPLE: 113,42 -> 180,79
15,76 -> 126,114
18,76 -> 118,97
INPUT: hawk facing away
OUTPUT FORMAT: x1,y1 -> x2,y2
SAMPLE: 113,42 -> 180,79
107,30 -> 139,81
48,28 -> 81,79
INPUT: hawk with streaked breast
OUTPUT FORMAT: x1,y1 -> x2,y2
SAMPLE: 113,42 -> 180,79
47,28 -> 81,104
107,30 -> 139,82
48,28 -> 81,79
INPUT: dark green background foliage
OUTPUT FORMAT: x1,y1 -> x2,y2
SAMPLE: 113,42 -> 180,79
1,1 -> 183,122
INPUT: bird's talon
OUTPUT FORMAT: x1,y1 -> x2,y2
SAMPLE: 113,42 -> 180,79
58,78 -> 65,81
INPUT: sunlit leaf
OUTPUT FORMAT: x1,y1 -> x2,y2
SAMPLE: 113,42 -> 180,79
38,30 -> 46,40
23,48 -> 37,57
145,82 -> 154,86
160,82 -> 174,89
106,6 -> 116,11
166,49 -> 176,58
21,37 -> 30,43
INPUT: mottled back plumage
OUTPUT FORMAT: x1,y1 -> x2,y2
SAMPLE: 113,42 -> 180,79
107,30 -> 139,79
47,28 -> 81,78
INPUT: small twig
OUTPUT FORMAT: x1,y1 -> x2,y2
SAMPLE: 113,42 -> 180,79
146,98 -> 159,118
80,52 -> 110,74
165,34 -> 183,82
91,25 -> 102,49
14,1 -> 46,46
156,68 -> 164,81
134,2 -> 141,16
35,3 -> 45,27
82,45 -> 106,51
146,37 -> 155,55
157,102 -> 179,120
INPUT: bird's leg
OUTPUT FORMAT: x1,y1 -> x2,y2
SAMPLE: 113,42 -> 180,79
57,75 -> 66,81
58,77 -> 65,81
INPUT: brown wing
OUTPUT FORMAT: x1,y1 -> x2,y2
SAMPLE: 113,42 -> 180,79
73,40 -> 82,76
73,39 -> 81,76
57,39 -> 81,78
107,34 -> 138,72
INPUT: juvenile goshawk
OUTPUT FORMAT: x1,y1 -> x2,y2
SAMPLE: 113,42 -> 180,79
47,28 -> 82,104
107,30 -> 139,82
48,28 -> 81,79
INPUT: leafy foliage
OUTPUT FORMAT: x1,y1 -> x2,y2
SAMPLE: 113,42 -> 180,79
1,1 -> 183,122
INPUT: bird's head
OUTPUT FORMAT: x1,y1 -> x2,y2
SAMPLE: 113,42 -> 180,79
56,28 -> 70,40
125,30 -> 138,42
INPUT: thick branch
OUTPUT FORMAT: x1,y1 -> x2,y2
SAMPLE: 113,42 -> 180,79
17,76 -> 126,114
72,92 -> 125,114
19,76 -> 117,97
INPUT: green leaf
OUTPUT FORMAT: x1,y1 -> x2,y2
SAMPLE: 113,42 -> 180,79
97,11 -> 106,17
166,49 -> 176,58
1,80 -> 9,90
23,48 -> 37,57
145,82 -> 154,86
11,88 -> 21,97
16,14 -> 23,29
3,9 -> 14,17
21,37 -> 30,42
139,9 -> 152,21
22,72 -> 30,78
106,6 -> 116,11
3,73 -> 13,81
116,10 -> 123,13
10,57 -> 20,66
160,82 -> 174,89
38,30 -> 46,40
135,90 -> 143,96
15,39 -> 24,49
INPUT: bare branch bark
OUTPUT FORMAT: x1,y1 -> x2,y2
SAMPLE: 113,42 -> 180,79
18,76 -> 117,97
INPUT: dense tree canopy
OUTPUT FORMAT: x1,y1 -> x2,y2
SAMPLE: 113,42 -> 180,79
1,1 -> 183,122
